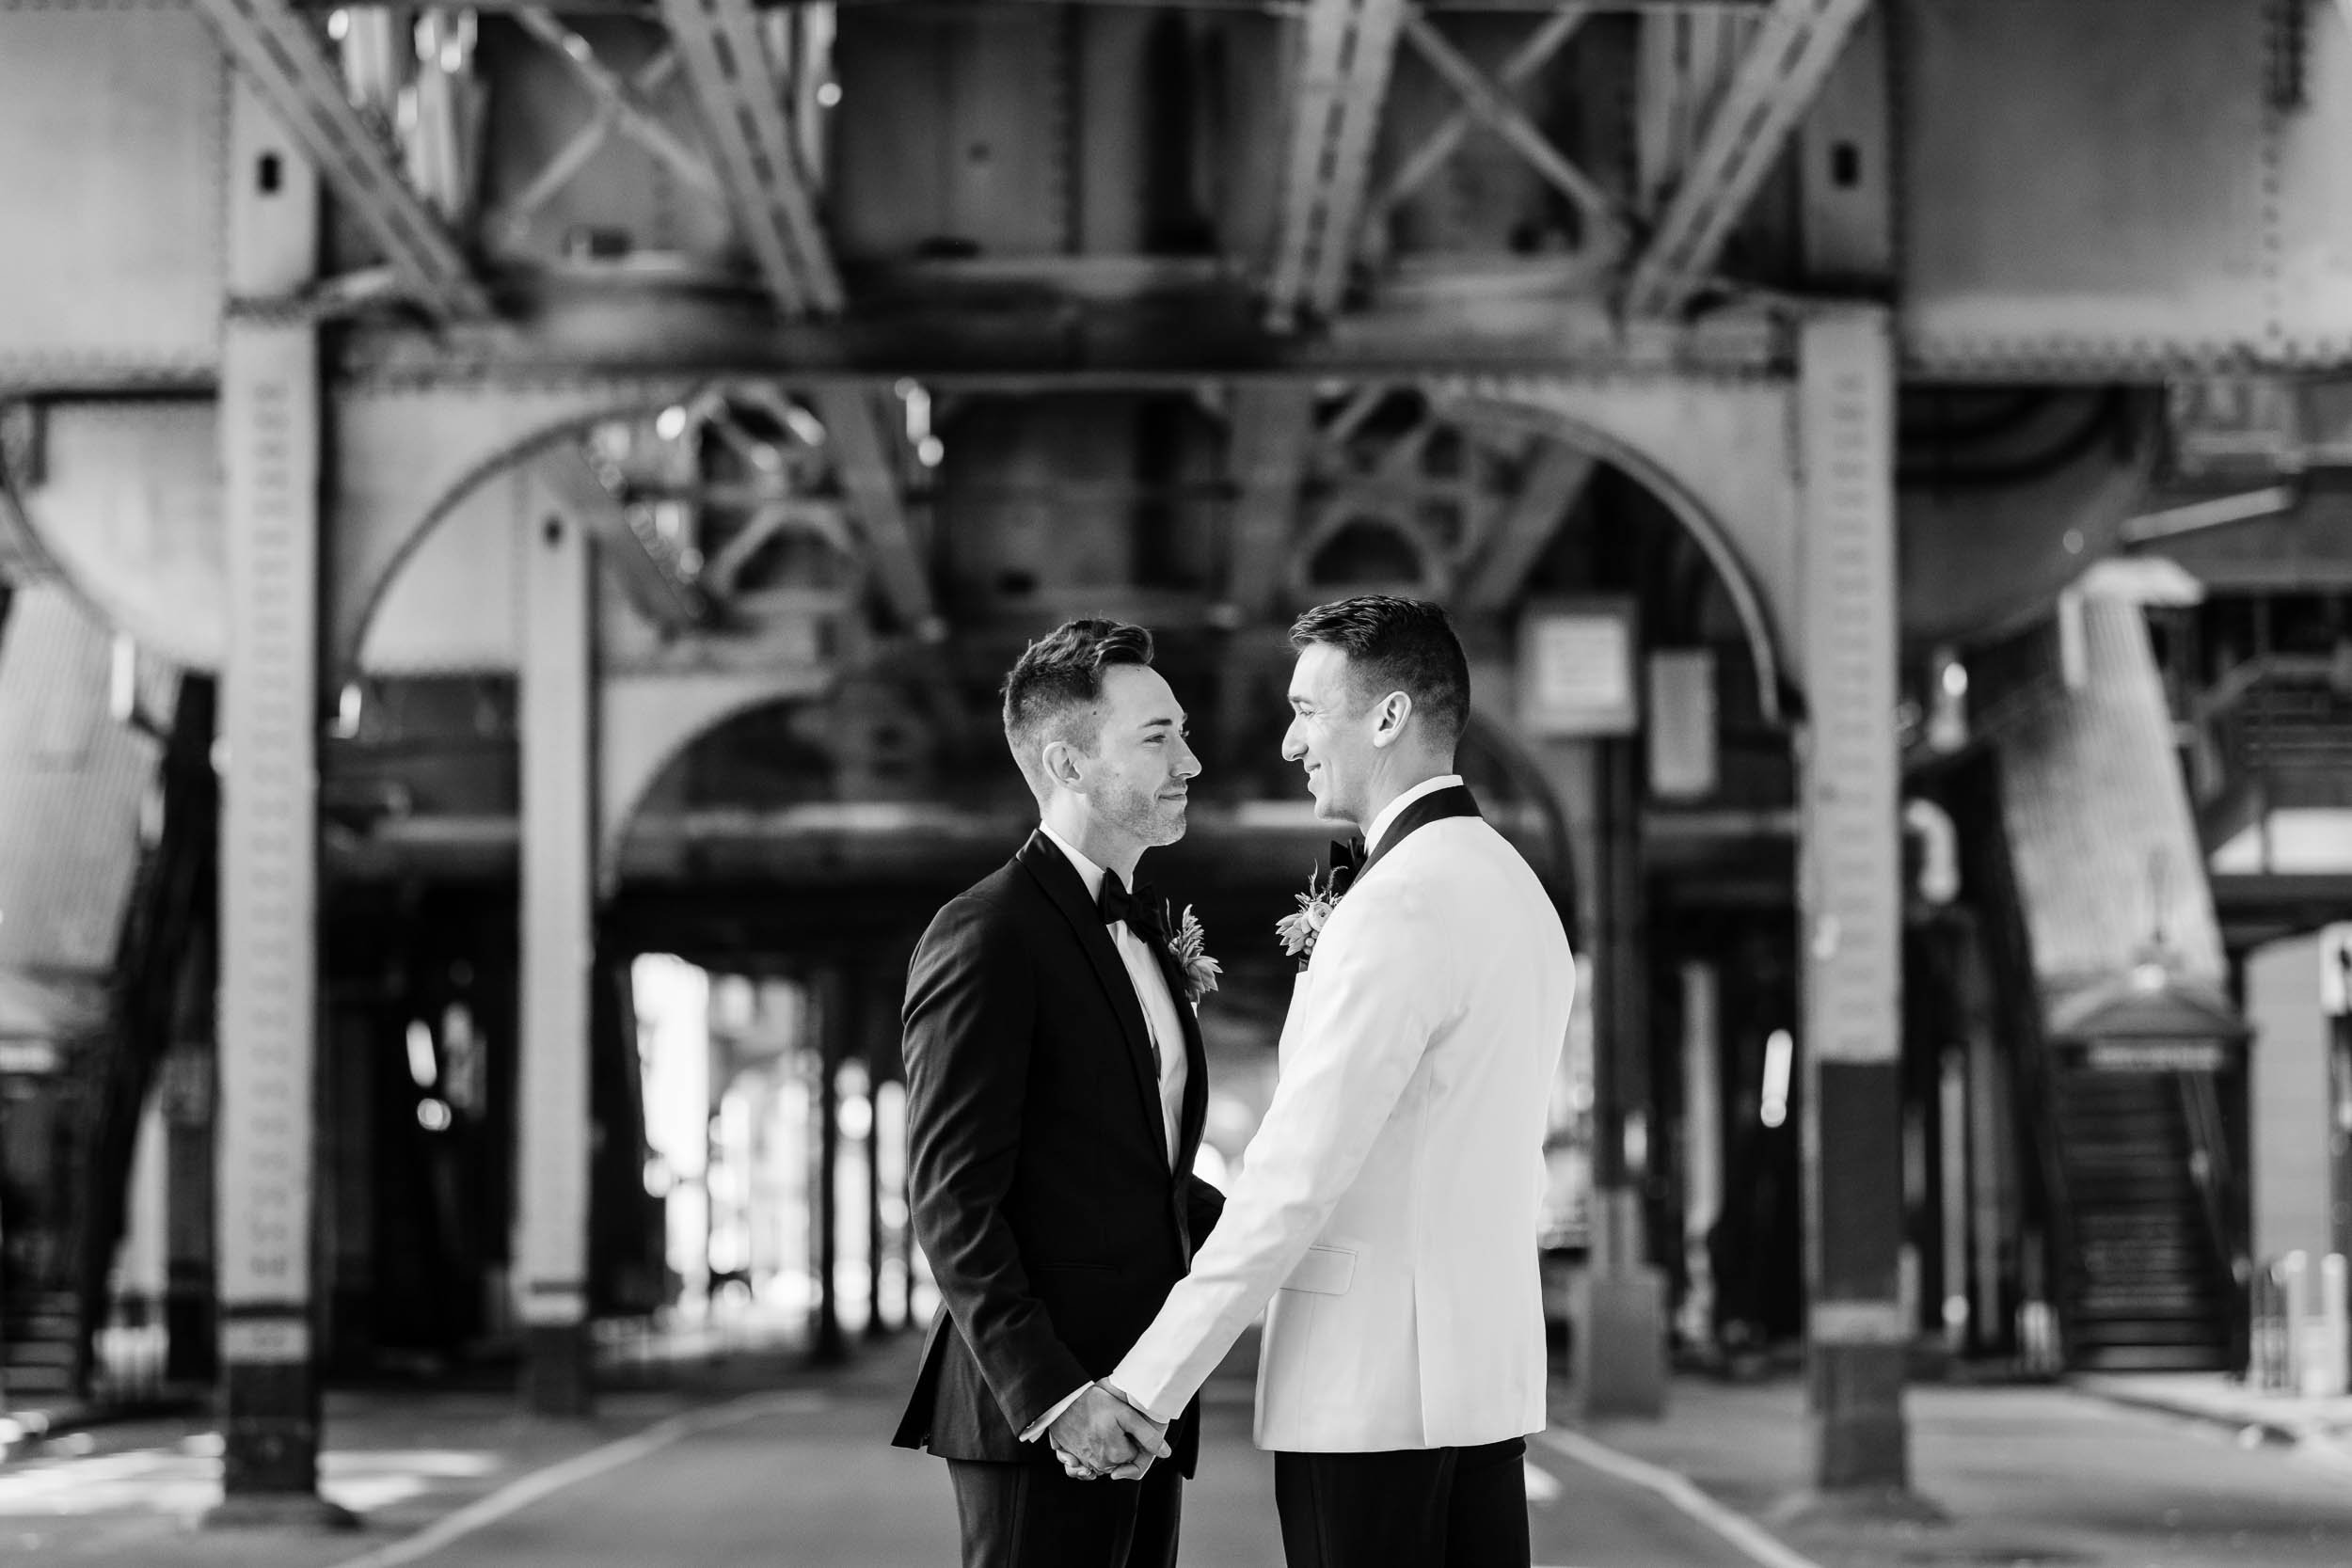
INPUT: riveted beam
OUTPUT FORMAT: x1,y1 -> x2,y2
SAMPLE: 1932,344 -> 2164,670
657,0 -> 842,318
1266,0 -> 1410,331
192,0 -> 489,316
1459,441 -> 1596,614
1622,0 -> 1872,318
803,388 -> 942,640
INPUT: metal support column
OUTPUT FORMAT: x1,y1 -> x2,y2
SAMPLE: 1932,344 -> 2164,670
1795,309 -> 1912,1497
1575,736 -> 1666,1415
209,76 -> 347,1530
517,484 -> 598,1416
811,968 -> 848,1365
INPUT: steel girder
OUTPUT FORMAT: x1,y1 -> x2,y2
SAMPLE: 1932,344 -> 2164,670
1265,0 -> 1411,331
192,0 -> 490,316
656,0 -> 842,317
1458,441 -> 1596,614
800,388 -> 942,640
535,446 -> 711,634
1623,0 -> 1872,318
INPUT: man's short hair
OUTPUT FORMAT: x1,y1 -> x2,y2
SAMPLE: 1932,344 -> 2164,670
1001,618 -> 1157,796
1289,594 -> 1470,749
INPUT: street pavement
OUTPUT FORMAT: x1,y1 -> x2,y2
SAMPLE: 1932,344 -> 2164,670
7,1336 -> 2352,1566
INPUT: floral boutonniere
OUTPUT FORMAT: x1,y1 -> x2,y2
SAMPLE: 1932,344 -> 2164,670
1166,904 -> 1222,1007
1276,866 -> 1348,968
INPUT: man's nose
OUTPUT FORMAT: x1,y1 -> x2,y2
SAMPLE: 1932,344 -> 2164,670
1280,721 -> 1305,763
1173,736 -> 1200,781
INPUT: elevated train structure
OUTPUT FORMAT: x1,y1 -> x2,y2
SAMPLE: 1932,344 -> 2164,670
0,0 -> 2348,1516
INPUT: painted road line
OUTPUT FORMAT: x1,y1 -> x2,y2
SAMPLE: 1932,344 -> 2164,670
330,1390 -> 831,1568
1534,1430 -> 1828,1568
1523,1459 -> 1564,1504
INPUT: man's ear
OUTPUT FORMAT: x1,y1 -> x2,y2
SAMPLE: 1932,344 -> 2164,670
1042,738 -> 1088,793
1369,690 -> 1413,750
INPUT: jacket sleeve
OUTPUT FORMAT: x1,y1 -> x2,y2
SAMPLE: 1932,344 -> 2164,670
1184,1172 -> 1226,1247
1108,879 -> 1452,1418
901,895 -> 1089,1436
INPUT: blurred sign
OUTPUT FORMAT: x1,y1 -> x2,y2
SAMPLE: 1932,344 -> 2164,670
1518,599 -> 1637,737
1646,649 -> 1717,798
0,1040 -> 56,1074
2084,1040 -> 2228,1073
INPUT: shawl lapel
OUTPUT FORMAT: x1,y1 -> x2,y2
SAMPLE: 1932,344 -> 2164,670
1356,784 -> 1484,883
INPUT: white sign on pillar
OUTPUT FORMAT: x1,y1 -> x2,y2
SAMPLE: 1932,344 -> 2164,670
518,483 -> 596,1352
218,315 -> 322,1363
1797,309 -> 1901,1069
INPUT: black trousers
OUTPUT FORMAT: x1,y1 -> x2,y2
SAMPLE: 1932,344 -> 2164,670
946,1457 -> 1184,1568
1274,1437 -> 1530,1568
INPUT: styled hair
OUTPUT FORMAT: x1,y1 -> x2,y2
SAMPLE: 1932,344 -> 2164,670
1000,618 -> 1157,797
1289,594 -> 1470,750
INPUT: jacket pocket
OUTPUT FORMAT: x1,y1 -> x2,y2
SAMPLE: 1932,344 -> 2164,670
1279,1243 -> 1358,1296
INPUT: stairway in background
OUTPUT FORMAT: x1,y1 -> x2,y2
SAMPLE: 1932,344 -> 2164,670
0,1287 -> 76,1409
2053,1071 -> 2231,1370
1975,589 -> 2241,1372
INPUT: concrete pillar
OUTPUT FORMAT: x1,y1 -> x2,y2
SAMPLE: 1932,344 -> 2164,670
209,77 -> 345,1529
1795,309 -> 1912,1499
517,484 -> 598,1415
1678,961 -> 1723,1354
1575,736 -> 1667,1414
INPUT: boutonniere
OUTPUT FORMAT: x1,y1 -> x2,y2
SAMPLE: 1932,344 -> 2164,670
1165,904 -> 1222,1006
1276,866 -> 1347,968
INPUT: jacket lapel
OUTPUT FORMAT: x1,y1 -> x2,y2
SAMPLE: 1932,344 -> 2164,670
1356,784 -> 1483,883
1015,832 -> 1165,1139
1150,941 -> 1210,1164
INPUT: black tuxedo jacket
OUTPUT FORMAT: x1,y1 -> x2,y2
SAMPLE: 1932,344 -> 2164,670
892,830 -> 1225,1473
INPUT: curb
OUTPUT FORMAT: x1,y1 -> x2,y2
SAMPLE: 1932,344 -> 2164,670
2069,1376 -> 2352,1460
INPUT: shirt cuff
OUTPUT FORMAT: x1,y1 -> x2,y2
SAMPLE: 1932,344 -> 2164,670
1103,1380 -> 1175,1426
1020,1382 -> 1092,1442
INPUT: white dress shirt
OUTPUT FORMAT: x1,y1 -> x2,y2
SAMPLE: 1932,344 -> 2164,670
1024,823 -> 1192,1442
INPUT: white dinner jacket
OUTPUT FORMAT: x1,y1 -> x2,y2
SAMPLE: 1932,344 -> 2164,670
1109,809 -> 1575,1451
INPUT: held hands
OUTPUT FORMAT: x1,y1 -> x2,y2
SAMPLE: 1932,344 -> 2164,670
1047,1383 -> 1168,1482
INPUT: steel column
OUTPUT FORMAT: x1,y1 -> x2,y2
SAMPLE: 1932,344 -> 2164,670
208,71 -> 345,1528
1795,308 -> 1909,1495
518,480 -> 599,1416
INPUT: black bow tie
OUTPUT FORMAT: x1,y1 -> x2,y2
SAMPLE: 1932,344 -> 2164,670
1098,873 -> 1165,941
1328,836 -> 1367,894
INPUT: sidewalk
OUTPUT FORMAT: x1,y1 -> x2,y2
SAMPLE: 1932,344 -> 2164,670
1573,1374 -> 2352,1568
2074,1370 -> 2352,1456
0,1327 -> 898,1567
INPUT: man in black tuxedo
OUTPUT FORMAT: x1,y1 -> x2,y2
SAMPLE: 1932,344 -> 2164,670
893,618 -> 1225,1568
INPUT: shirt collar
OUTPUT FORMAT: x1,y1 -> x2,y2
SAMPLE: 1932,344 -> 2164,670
1038,821 -> 1107,901
1365,773 -> 1466,858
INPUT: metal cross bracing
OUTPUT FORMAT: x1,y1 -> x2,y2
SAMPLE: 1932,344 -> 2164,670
1622,0 -> 1873,317
1280,383 -> 1597,607
192,0 -> 491,316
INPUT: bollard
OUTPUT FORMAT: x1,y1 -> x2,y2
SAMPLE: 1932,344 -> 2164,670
2282,1252 -> 2311,1396
2320,1255 -> 2351,1399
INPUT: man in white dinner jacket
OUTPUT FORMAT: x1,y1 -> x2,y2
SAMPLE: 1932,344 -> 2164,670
1085,594 -> 1576,1568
